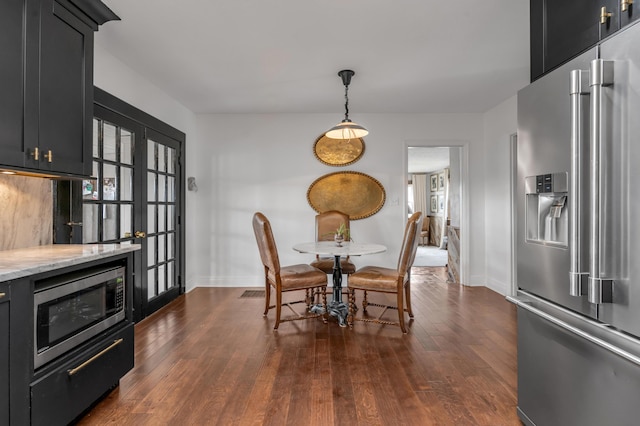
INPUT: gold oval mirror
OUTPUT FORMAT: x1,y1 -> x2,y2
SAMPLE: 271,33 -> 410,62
307,171 -> 385,220
313,135 -> 365,166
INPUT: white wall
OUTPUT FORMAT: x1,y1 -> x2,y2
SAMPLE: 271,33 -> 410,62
190,113 -> 487,289
482,95 -> 518,295
94,44 -> 201,288
94,42 -> 519,295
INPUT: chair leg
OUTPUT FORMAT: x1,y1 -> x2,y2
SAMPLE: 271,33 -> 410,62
322,288 -> 328,323
405,282 -> 414,318
263,279 -> 271,316
305,289 -> 312,310
362,290 -> 369,312
274,290 -> 282,330
397,291 -> 407,334
347,288 -> 355,328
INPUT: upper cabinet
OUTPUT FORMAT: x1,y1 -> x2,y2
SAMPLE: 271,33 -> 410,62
530,0 -> 639,81
0,0 -> 119,177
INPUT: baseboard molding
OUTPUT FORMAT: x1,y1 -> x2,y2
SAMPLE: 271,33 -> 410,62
186,275 -> 262,291
485,277 -> 508,296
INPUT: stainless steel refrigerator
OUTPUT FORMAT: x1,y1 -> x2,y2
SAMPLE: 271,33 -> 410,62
511,21 -> 640,426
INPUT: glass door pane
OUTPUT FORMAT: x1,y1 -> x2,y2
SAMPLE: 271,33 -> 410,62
145,132 -> 180,304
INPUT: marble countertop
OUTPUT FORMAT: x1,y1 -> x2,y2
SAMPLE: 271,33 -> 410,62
0,243 -> 141,282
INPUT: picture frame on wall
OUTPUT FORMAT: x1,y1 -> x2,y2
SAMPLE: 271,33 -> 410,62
438,172 -> 445,190
430,195 -> 438,213
430,174 -> 438,191
438,194 -> 445,212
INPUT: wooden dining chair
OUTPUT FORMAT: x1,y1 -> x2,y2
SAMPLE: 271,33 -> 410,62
347,212 -> 423,333
419,216 -> 431,245
310,210 -> 356,274
252,212 -> 328,330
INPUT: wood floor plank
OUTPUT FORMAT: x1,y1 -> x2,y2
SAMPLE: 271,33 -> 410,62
76,267 -> 520,425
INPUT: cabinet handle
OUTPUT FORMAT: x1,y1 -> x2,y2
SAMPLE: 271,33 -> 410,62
67,338 -> 123,376
600,6 -> 613,24
43,150 -> 53,163
30,147 -> 39,161
622,0 -> 634,12
0,292 -> 5,299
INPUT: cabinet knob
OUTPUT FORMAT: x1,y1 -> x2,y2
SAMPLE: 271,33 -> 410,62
30,147 -> 39,161
622,0 -> 634,12
43,150 -> 53,163
134,231 -> 146,239
600,6 -> 613,24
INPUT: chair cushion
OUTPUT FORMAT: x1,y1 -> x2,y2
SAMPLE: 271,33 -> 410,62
275,264 -> 328,290
348,266 -> 405,291
310,257 -> 356,275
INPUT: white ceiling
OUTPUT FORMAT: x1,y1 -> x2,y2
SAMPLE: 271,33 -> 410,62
96,0 -> 530,115
407,147 -> 450,174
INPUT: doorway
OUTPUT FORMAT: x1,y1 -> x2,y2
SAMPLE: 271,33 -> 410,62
406,144 -> 467,283
53,89 -> 185,322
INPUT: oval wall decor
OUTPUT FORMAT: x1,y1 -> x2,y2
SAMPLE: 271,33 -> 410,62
313,134 -> 365,166
307,171 -> 386,220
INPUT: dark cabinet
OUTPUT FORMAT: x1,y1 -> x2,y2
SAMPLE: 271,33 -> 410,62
530,0 -> 639,81
0,0 -> 27,168
0,284 -> 9,426
0,0 -> 118,177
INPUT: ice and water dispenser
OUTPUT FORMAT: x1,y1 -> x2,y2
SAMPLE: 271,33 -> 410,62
525,172 -> 568,247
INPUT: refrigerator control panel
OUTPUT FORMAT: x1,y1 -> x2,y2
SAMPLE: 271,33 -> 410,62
525,172 -> 568,247
525,172 -> 568,194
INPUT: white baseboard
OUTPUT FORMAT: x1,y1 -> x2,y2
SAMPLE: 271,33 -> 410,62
485,277 -> 508,296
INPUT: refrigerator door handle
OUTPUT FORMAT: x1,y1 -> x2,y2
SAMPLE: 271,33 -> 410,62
569,69 -> 590,297
507,295 -> 640,367
588,59 -> 614,304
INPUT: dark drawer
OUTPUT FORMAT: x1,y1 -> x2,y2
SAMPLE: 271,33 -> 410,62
30,323 -> 134,426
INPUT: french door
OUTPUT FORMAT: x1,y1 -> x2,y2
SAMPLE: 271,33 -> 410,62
80,104 -> 183,321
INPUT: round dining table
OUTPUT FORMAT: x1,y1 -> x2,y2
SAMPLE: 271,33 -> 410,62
293,241 -> 386,326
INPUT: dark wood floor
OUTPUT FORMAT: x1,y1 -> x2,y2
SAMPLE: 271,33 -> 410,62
77,267 -> 519,425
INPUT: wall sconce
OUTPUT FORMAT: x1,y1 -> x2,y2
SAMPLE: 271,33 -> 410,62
187,177 -> 198,192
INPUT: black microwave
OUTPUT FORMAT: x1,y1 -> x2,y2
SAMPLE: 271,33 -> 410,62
34,265 -> 126,369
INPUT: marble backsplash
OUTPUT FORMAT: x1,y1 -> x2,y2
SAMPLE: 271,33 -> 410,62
0,174 -> 53,251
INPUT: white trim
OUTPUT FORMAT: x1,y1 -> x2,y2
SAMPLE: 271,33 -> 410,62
404,140 -> 470,285
485,277 -> 510,296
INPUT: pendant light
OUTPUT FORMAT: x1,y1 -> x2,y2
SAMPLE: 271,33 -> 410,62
325,70 -> 369,140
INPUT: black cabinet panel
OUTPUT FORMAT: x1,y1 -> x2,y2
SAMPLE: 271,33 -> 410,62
37,1 -> 93,175
0,285 -> 9,426
0,0 -> 116,177
0,0 -> 27,168
531,0 -> 621,81
31,323 -> 134,426
621,1 -> 640,27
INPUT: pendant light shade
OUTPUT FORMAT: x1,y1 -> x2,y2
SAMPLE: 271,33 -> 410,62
325,70 -> 368,139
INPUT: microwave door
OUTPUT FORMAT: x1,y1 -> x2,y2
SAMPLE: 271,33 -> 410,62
594,22 -> 640,338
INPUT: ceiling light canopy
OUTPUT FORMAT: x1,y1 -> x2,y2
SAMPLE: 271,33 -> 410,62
325,70 -> 369,140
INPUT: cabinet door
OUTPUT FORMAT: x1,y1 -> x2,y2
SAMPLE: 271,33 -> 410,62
0,0 -> 27,169
620,0 -> 640,27
29,0 -> 94,176
531,0 -> 619,81
0,285 -> 9,426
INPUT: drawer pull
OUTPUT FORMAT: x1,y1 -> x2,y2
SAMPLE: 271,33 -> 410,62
67,338 -> 123,376
0,292 -> 5,299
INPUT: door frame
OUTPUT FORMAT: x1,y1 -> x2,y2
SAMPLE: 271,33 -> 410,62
94,87 -> 186,321
404,140 -> 469,284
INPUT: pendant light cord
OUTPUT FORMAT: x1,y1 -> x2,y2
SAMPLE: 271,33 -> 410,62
344,84 -> 350,121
